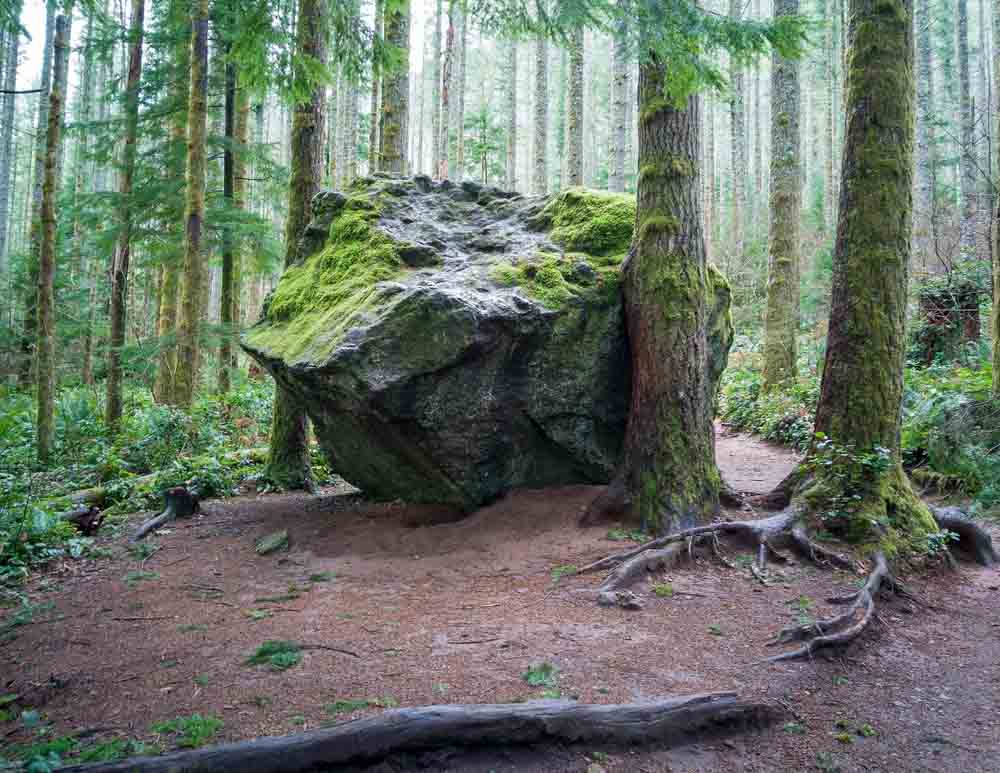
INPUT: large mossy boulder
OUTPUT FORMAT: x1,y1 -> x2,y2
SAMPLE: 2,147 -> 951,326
242,176 -> 733,510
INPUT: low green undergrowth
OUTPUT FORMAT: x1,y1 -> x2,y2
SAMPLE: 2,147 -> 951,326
720,344 -> 998,517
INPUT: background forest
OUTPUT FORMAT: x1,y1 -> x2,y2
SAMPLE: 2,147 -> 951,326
0,0 -> 997,584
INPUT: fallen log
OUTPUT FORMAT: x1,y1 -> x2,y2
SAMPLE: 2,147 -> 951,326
61,693 -> 778,773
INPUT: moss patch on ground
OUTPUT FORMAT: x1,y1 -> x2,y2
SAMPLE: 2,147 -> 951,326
538,187 -> 635,255
244,196 -> 404,363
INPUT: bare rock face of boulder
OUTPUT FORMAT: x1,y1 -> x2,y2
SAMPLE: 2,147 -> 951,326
242,176 -> 733,510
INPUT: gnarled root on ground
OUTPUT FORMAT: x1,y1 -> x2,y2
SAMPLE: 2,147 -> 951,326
767,551 -> 891,662
931,506 -> 997,567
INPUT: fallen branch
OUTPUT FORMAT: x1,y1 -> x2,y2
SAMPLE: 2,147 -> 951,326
61,693 -> 780,773
132,487 -> 200,542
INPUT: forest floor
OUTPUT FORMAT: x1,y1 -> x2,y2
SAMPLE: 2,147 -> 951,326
2,426 -> 999,772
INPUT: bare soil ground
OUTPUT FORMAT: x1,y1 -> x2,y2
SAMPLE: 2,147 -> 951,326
2,428 -> 999,772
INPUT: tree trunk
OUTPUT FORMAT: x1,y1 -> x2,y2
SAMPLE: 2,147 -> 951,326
956,0 -> 976,254
455,6 -> 466,178
18,0 -> 55,389
533,30 -> 548,194
430,0 -> 442,178
378,0 -> 409,175
505,39 -> 517,190
263,0 -> 328,490
606,57 -> 721,534
106,0 -> 145,430
566,26 -> 584,187
35,14 -> 68,462
0,27 -> 18,276
173,0 -> 209,407
609,16 -> 628,193
368,0 -> 382,174
728,0 -> 745,266
219,53 -> 237,394
914,0 -> 935,265
439,2 -> 454,179
992,0 -> 999,396
762,0 -> 801,389
807,0 -> 938,542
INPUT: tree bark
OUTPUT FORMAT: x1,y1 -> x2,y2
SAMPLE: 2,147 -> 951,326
956,0 -> 976,254
992,0 -> 999,396
611,57 -> 721,534
263,0 -> 328,490
914,0 -> 935,265
106,0 -> 145,430
505,39 -> 517,190
566,27 -> 584,187
808,0 -> 938,539
455,6 -> 467,177
173,0 -> 209,407
219,52 -> 237,394
60,694 -> 775,773
430,0 -> 442,178
378,0 -> 410,175
762,0 -> 801,389
18,0 -> 55,389
533,26 -> 548,194
728,0 -> 745,269
609,15 -> 628,193
0,26 -> 18,277
34,15 -> 68,462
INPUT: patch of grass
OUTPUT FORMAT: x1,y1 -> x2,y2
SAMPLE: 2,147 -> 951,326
707,624 -> 723,636
325,696 -> 398,716
178,623 -> 209,633
783,721 -> 807,734
0,600 -> 56,642
522,662 -> 558,687
244,608 -> 273,621
549,564 -> 577,584
832,674 -> 849,686
653,583 -> 674,598
605,529 -> 649,542
77,739 -> 160,763
151,714 -> 223,749
432,682 -> 450,694
290,714 -> 306,725
123,570 -> 159,588
833,732 -> 853,744
816,751 -> 841,773
307,571 -> 335,583
858,723 -> 876,738
128,542 -> 159,561
5,735 -> 77,766
246,640 -> 303,671
253,592 -> 300,604
255,529 -> 289,555
194,674 -> 209,687
537,688 -> 562,699
250,695 -> 271,708
733,553 -> 755,568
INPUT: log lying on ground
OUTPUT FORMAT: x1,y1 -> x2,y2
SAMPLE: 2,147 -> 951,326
61,693 -> 779,773
131,487 -> 200,542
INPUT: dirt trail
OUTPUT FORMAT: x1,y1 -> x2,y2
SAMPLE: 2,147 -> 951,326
2,430 -> 998,772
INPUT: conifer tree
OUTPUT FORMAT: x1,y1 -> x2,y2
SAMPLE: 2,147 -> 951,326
566,26 -> 584,186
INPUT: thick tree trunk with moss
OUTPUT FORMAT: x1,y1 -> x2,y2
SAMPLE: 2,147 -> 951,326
369,0 -> 383,174
106,0 -> 144,429
219,55 -> 238,394
762,0 -> 801,390
34,15 -> 68,463
804,0 -> 938,547
533,30 -> 548,194
173,0 -> 208,407
587,59 -> 722,535
264,0 -> 328,490
379,0 -> 410,175
566,27 -> 584,187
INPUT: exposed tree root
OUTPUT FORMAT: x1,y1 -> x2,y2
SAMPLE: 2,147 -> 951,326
931,506 -> 997,567
61,693 -> 781,773
131,487 -> 200,542
768,552 -> 891,662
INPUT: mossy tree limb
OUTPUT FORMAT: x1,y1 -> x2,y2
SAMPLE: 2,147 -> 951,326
761,0 -> 801,390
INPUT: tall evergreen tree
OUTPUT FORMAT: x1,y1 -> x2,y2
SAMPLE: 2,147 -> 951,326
992,0 -> 999,395
263,0 -> 328,489
173,0 -> 209,407
505,38 -> 518,189
532,12 -> 548,194
956,0 -> 976,253
106,0 -> 146,430
379,0 -> 410,174
0,23 -> 18,275
762,0 -> 801,389
35,14 -> 69,462
565,26 -> 584,186
609,14 -> 628,192
728,0 -> 745,266
430,0 -> 442,177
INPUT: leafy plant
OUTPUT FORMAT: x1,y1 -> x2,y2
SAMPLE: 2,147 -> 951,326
550,565 -> 577,584
151,714 -> 223,748
245,640 -> 302,671
522,662 -> 558,687
653,583 -> 674,597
